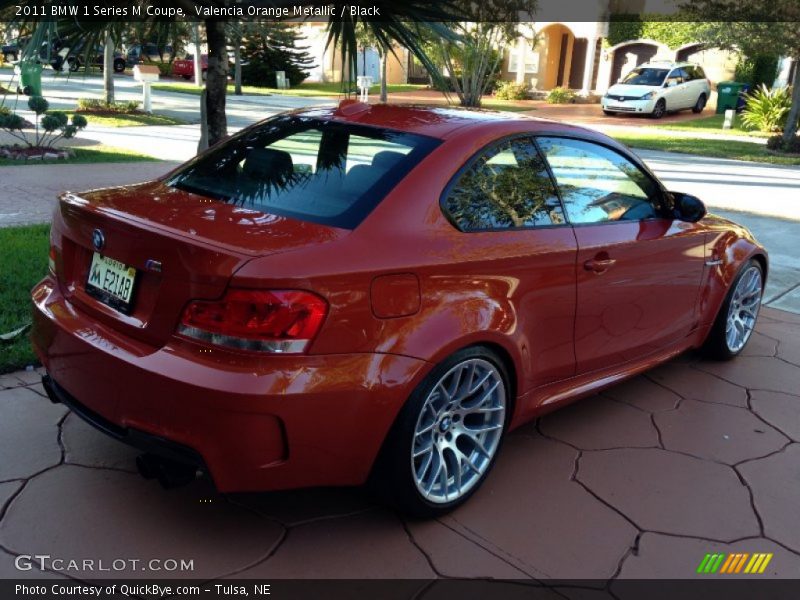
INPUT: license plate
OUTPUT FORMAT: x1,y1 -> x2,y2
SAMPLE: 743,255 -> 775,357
86,253 -> 137,313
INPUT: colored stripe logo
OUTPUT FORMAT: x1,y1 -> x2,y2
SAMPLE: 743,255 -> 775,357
697,552 -> 773,574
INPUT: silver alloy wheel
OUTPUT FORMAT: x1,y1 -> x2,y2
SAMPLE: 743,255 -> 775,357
411,358 -> 506,504
726,265 -> 762,353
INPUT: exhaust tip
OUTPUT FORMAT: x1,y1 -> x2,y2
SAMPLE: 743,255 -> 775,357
136,453 -> 197,489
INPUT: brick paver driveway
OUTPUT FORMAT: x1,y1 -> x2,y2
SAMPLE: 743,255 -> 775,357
1,308 -> 798,586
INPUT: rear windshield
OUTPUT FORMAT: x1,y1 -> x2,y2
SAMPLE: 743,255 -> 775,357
166,115 -> 441,229
621,68 -> 669,86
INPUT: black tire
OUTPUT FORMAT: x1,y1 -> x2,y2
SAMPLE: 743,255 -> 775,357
702,259 -> 764,361
201,69 -> 207,82
692,93 -> 707,114
651,98 -> 666,119
113,59 -> 125,73
4,52 -> 17,62
69,59 -> 80,73
603,109 -> 616,116
181,74 -> 191,80
371,346 -> 511,517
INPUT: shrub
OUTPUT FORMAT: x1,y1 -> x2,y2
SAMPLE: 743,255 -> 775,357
740,84 -> 791,133
76,98 -> 141,114
735,54 -> 781,90
767,134 -> 800,154
546,86 -> 576,104
494,81 -> 529,100
0,96 -> 87,150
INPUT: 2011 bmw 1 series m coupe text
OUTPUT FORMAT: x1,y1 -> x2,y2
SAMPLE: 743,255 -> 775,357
32,102 -> 767,516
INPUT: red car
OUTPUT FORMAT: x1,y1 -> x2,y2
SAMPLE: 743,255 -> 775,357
171,54 -> 207,80
32,102 -> 767,515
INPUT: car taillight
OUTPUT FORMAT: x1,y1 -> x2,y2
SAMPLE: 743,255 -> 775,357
177,289 -> 327,354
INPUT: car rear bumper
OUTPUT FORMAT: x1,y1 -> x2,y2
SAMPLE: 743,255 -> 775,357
31,277 -> 429,492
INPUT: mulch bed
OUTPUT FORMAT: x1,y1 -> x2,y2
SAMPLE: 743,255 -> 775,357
0,145 -> 74,161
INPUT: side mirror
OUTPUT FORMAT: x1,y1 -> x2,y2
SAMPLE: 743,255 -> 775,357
672,192 -> 706,223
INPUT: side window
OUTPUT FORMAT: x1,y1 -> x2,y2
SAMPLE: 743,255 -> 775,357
694,66 -> 707,80
444,138 -> 565,231
665,69 -> 683,86
537,137 -> 663,225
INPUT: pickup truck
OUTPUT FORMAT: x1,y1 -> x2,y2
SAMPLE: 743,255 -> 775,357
172,54 -> 207,80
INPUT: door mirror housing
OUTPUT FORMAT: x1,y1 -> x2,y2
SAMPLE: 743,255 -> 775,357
671,192 -> 706,222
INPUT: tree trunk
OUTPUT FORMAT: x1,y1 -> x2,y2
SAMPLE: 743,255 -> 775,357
103,32 -> 114,105
782,59 -> 800,142
234,36 -> 242,96
205,19 -> 228,146
380,50 -> 387,102
193,23 -> 203,87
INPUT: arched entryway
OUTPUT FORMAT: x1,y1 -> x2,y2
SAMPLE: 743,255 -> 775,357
540,23 -> 576,89
607,39 -> 671,84
675,43 -> 706,62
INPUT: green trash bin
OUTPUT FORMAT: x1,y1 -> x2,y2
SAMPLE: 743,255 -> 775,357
14,61 -> 43,97
716,81 -> 746,114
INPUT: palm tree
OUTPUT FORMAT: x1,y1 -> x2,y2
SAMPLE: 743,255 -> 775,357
1,1 -> 462,145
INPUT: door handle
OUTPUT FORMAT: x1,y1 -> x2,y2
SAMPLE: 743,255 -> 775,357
584,257 -> 617,273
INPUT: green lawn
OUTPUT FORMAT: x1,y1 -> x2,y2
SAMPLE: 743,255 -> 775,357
73,112 -> 187,127
0,146 -> 160,166
610,131 -> 800,166
650,114 -> 771,138
479,99 -> 535,113
0,224 -> 49,373
152,80 -> 428,97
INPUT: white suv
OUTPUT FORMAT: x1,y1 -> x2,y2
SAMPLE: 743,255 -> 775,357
602,61 -> 711,119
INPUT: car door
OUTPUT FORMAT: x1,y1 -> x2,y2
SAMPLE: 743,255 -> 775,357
663,68 -> 686,109
441,136 -> 578,388
536,136 -> 706,374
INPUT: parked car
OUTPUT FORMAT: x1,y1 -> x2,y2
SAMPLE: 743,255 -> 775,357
2,38 -> 24,62
125,43 -> 174,65
51,46 -> 126,73
602,61 -> 711,118
33,103 -> 767,516
171,54 -> 208,80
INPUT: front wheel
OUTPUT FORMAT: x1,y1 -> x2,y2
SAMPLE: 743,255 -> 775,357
373,347 -> 510,516
113,60 -> 125,73
703,259 -> 764,360
651,98 -> 666,119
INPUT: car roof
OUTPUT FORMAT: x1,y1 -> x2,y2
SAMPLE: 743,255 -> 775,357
291,102 -> 591,140
638,61 -> 699,68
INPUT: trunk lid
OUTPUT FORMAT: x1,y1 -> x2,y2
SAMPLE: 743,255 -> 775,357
53,180 -> 348,348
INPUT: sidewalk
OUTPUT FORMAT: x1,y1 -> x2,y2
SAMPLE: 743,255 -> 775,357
0,161 -> 180,227
1,306 -> 798,582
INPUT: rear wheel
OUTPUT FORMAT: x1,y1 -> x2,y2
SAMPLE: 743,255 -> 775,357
651,98 -> 666,119
692,93 -> 707,114
113,59 -> 125,73
703,260 -> 763,360
373,347 -> 509,516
